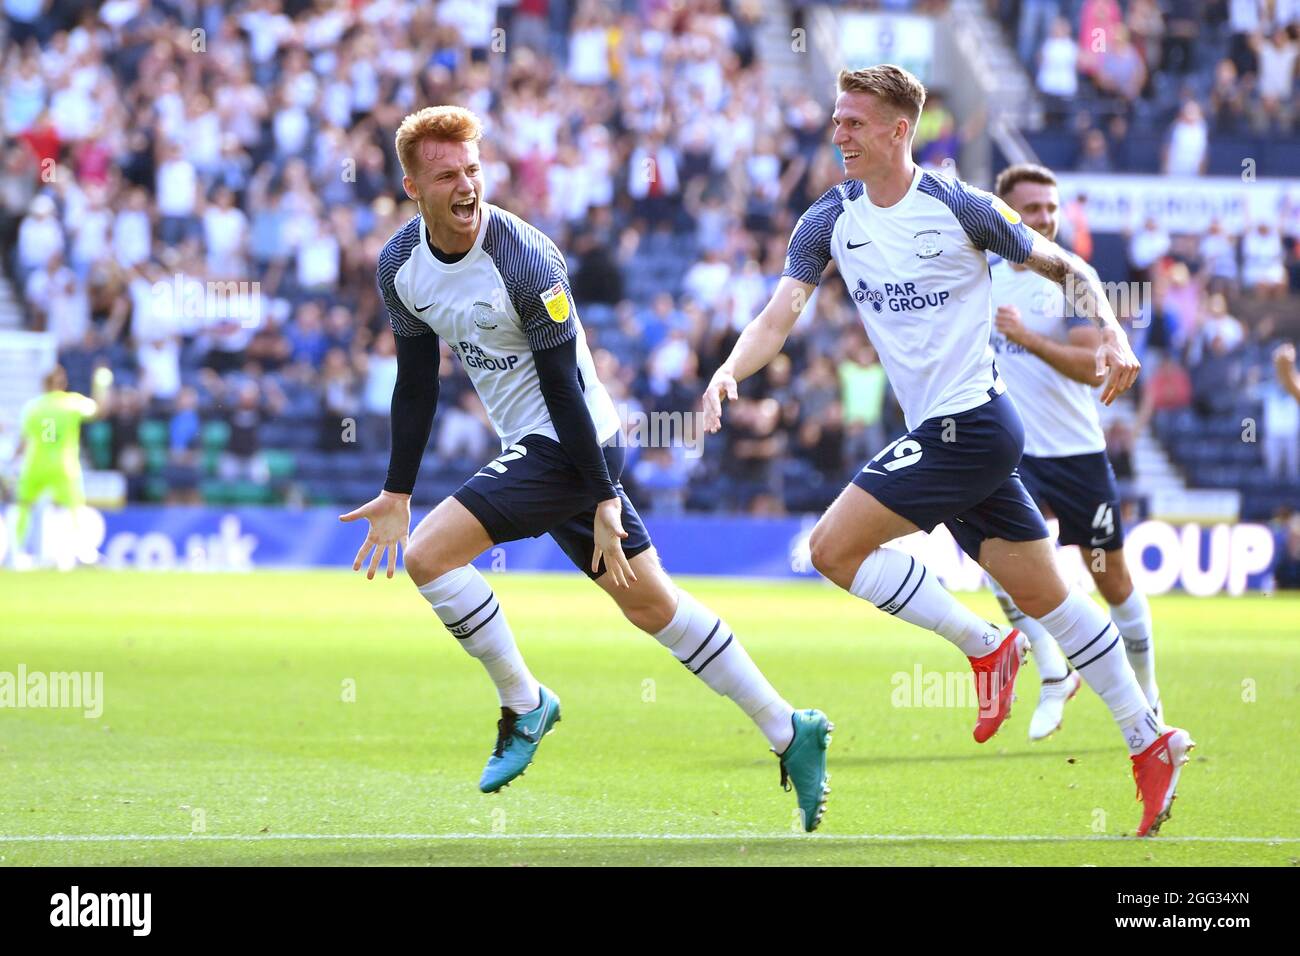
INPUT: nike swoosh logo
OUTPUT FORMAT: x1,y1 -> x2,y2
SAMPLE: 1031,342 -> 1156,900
414,302 -> 436,312
860,466 -> 888,476
847,240 -> 872,249
472,471 -> 499,480
525,696 -> 552,742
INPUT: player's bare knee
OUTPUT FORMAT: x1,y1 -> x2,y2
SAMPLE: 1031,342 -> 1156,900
809,526 -> 872,589
404,539 -> 452,587
1011,577 -> 1069,619
614,565 -> 676,633
625,595 -> 675,634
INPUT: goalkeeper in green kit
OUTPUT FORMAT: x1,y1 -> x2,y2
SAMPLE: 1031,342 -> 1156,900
9,365 -> 110,567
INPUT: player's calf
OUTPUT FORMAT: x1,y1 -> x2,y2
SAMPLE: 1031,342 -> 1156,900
610,553 -> 833,827
600,547 -> 677,633
1093,553 -> 1160,713
418,564 -> 541,713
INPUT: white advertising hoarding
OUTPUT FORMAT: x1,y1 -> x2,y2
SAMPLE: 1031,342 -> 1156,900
1055,173 -> 1300,234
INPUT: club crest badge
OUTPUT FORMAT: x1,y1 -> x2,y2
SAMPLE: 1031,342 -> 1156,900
914,229 -> 942,259
472,300 -> 501,331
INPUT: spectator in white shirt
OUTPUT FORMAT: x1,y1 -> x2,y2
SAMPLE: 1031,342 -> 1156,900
1198,292 -> 1246,354
1199,219 -> 1240,294
156,142 -> 197,245
137,336 -> 182,405
181,93 -> 223,174
48,79 -> 97,143
1037,18 -> 1078,120
203,186 -> 250,276
1127,217 -> 1170,283
628,133 -> 680,227
296,217 -> 340,294
1241,221 -> 1288,298
569,5 -> 612,85
682,247 -> 731,311
3,54 -> 45,135
1163,100 -> 1209,175
16,193 -> 63,280
439,0 -> 497,55
25,252 -> 88,346
1252,28 -> 1298,133
67,186 -> 112,278
112,187 -> 152,269
1262,371 -> 1300,481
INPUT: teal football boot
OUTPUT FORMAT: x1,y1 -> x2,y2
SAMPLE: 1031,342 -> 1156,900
777,709 -> 833,832
478,685 -> 561,793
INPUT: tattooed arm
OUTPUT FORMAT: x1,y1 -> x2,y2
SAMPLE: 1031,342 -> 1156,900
1022,230 -> 1141,405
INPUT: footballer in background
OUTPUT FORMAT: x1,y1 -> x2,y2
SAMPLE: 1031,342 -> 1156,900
985,163 -> 1162,740
7,364 -> 111,569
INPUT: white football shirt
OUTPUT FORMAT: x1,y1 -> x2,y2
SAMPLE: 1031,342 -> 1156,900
783,166 -> 1035,431
988,258 -> 1106,457
377,204 -> 619,450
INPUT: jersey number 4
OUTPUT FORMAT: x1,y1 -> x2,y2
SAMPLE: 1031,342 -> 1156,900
1091,503 -> 1115,540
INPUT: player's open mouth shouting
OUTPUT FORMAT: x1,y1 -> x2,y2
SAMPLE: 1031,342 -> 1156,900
451,193 -> 477,222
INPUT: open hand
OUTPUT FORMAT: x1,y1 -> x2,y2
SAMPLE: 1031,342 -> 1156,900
339,490 -> 412,579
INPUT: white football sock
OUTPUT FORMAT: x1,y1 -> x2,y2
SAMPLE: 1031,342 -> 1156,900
654,590 -> 795,752
1038,589 -> 1161,755
988,574 -> 1070,681
418,566 -> 540,715
1109,587 -> 1159,708
851,549 -> 1000,658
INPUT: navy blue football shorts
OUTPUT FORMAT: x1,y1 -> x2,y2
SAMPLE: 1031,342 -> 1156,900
850,391 -> 1050,560
453,433 -> 653,579
1017,450 -> 1125,551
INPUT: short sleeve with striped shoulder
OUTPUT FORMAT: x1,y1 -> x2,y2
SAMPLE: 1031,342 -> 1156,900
782,181 -> 864,285
483,209 -> 578,352
917,173 -> 1035,263
376,216 -> 428,337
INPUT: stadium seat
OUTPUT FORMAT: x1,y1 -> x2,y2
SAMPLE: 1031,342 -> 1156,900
262,449 -> 296,482
138,420 -> 169,473
84,420 -> 113,470
201,420 -> 231,476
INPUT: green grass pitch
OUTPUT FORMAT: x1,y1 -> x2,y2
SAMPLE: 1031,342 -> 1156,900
1,570 -> 1297,866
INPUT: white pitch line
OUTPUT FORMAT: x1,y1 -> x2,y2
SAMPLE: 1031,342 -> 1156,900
1,833 -> 1296,844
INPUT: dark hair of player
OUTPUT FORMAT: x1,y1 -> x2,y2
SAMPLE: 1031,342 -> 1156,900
994,163 -> 1058,199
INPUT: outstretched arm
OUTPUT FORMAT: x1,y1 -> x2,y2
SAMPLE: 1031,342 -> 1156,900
340,329 -> 439,580
1022,230 -> 1140,404
702,276 -> 814,432
383,331 -> 440,495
